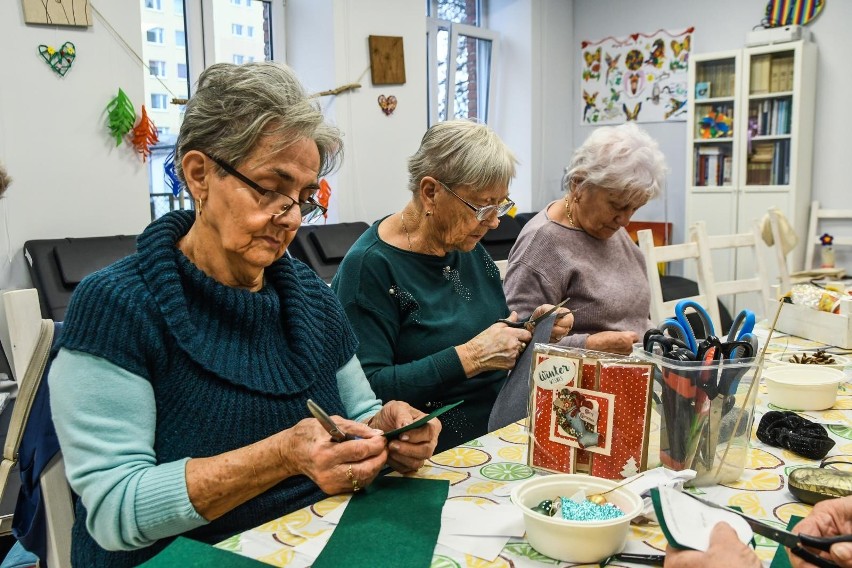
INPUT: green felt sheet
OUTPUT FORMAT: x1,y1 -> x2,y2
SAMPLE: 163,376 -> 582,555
770,516 -> 803,568
138,536 -> 267,567
313,476 -> 449,568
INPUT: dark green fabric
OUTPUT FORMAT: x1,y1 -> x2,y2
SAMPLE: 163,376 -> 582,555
60,211 -> 357,566
770,516 -> 803,568
138,537 -> 267,567
313,476 -> 449,568
332,218 -> 509,452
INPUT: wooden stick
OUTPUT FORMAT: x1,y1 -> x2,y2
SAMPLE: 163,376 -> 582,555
310,83 -> 362,98
713,298 -> 785,479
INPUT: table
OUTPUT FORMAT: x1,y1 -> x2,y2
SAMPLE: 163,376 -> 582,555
218,332 -> 852,567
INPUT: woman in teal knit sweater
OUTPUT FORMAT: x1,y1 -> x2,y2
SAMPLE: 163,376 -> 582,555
333,121 -> 573,452
47,62 -> 440,566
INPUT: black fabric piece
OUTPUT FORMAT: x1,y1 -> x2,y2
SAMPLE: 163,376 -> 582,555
756,410 -> 835,460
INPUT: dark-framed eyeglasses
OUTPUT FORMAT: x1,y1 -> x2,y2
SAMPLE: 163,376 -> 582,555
435,179 -> 514,222
207,154 -> 327,223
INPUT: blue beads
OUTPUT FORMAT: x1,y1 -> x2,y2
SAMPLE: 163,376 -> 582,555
559,496 -> 624,521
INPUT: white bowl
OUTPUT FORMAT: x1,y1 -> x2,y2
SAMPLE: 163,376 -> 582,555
510,474 -> 643,564
763,366 -> 847,410
766,350 -> 850,371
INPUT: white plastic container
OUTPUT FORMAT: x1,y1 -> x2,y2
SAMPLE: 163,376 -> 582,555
763,366 -> 847,410
510,474 -> 643,564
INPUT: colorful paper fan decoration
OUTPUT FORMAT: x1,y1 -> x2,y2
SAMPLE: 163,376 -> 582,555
699,111 -> 733,139
106,89 -> 137,146
317,178 -> 332,220
164,149 -> 183,197
130,105 -> 159,162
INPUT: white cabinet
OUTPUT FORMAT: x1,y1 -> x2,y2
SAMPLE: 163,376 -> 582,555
685,41 -> 817,312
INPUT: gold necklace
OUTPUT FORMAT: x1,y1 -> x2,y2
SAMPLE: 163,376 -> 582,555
401,211 -> 413,251
564,195 -> 576,228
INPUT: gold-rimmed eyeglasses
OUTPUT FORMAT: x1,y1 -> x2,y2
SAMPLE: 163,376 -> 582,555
207,154 -> 327,223
435,179 -> 514,221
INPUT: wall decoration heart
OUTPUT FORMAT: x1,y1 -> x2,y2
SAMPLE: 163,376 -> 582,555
377,94 -> 397,116
38,41 -> 76,76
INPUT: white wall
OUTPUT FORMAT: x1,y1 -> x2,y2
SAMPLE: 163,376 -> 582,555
0,2 -> 151,291
572,0 -> 852,261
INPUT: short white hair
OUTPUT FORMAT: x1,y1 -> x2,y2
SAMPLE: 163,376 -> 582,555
564,123 -> 667,200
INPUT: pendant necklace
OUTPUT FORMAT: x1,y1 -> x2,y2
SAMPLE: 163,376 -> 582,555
401,211 -> 413,251
564,195 -> 576,228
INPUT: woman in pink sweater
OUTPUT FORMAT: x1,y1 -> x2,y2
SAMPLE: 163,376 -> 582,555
504,123 -> 667,355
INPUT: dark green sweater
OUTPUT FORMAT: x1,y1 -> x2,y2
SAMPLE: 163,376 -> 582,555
332,219 -> 509,452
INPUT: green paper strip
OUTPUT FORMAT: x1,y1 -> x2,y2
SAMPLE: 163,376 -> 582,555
384,400 -> 463,440
138,537 -> 267,567
313,476 -> 449,568
770,516 -> 803,568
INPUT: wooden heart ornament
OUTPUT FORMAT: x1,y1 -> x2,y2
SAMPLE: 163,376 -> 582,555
38,42 -> 76,77
377,94 -> 397,116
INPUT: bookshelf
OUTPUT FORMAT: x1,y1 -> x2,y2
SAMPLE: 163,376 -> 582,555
685,40 -> 817,312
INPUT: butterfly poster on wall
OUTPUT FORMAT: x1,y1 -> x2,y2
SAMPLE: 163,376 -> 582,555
580,27 -> 693,125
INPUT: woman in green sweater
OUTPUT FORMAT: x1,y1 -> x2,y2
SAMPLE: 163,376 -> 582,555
332,121 -> 573,452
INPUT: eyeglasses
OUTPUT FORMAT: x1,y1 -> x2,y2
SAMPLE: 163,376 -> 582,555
207,155 -> 327,223
435,179 -> 514,222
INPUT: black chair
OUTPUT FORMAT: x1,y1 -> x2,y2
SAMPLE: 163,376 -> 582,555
660,275 -> 734,336
287,222 -> 370,283
513,212 -> 538,228
480,215 -> 523,261
24,236 -> 138,321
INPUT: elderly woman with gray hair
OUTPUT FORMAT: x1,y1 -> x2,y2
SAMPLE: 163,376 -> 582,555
333,120 -> 573,452
504,122 -> 667,355
47,62 -> 440,567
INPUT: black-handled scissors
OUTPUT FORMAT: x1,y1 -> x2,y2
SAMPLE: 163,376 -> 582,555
307,399 -> 360,442
497,297 -> 571,331
686,493 -> 852,568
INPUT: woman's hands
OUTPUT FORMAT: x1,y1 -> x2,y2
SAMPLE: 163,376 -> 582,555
280,417 -> 388,495
457,312 -> 532,377
585,330 -> 639,354
368,401 -> 441,473
664,523 -> 761,568
529,304 -> 574,343
790,496 -> 852,568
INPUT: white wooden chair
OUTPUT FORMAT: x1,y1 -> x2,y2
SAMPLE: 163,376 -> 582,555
0,289 -> 73,568
694,220 -> 775,322
804,200 -> 852,270
493,259 -> 508,280
638,225 -> 723,333
767,208 -> 794,295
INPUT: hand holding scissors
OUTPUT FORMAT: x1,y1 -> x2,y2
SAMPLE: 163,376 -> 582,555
497,297 -> 572,332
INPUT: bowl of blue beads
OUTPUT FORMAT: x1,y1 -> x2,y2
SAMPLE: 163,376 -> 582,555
510,474 -> 643,563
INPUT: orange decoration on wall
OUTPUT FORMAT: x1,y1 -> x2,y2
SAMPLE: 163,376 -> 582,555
131,105 -> 159,162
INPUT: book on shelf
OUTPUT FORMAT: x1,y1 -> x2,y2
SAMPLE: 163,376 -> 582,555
750,54 -> 771,94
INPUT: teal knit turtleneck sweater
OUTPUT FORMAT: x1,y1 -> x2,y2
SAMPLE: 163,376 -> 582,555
57,211 -> 358,566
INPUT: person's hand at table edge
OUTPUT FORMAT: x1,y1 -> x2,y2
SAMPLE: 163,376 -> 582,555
790,496 -> 852,568
664,522 -> 761,568
368,401 -> 441,472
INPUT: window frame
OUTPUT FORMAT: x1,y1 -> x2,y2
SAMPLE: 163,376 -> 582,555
149,60 -> 167,77
150,93 -> 169,109
144,0 -> 163,11
146,27 -> 165,44
426,19 -> 499,125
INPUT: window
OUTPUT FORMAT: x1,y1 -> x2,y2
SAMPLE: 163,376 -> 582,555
233,54 -> 245,64
427,1 -> 497,125
151,94 -> 168,109
144,0 -> 162,10
146,27 -> 164,43
230,0 -> 241,5
232,23 -> 243,36
149,60 -> 167,77
140,0 -> 278,221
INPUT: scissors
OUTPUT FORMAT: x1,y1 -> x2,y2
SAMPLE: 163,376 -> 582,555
727,309 -> 756,343
307,399 -> 360,442
670,300 -> 716,354
497,297 -> 571,331
686,492 -> 852,568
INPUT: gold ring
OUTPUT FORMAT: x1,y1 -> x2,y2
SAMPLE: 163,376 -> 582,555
519,342 -> 527,352
347,464 -> 360,492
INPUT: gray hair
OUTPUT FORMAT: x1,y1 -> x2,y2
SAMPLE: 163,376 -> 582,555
0,162 -> 10,196
407,120 -> 517,193
175,62 -> 342,186
564,123 -> 666,200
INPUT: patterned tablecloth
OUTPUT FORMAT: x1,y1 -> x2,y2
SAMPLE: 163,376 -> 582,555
217,331 -> 852,567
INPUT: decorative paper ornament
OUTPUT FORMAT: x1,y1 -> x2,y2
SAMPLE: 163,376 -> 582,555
317,178 -> 332,219
164,149 -> 182,197
105,89 -> 136,146
38,41 -> 76,76
377,95 -> 397,116
130,105 -> 159,162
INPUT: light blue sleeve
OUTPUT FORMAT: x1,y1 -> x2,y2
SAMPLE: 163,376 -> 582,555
337,355 -> 382,422
48,349 -> 208,551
